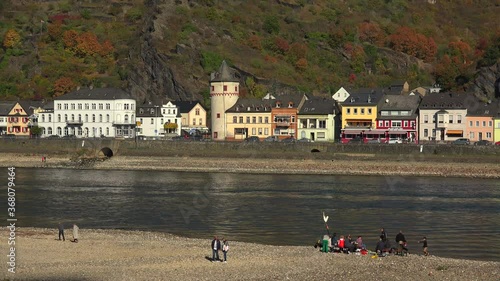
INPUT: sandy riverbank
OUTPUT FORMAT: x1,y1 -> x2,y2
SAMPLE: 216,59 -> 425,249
2,228 -> 498,281
1,152 -> 500,178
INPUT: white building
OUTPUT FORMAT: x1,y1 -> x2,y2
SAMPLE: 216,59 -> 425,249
37,88 -> 136,138
136,101 -> 182,138
332,87 -> 350,102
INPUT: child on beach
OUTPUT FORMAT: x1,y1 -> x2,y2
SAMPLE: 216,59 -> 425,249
222,239 -> 229,263
418,237 -> 429,256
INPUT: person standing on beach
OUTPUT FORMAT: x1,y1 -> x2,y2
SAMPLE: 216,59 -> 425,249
380,228 -> 387,242
58,222 -> 65,241
222,239 -> 229,263
418,237 -> 429,256
72,224 -> 79,243
211,236 -> 221,262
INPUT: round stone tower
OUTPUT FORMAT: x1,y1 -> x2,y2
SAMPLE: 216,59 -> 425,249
210,60 -> 240,140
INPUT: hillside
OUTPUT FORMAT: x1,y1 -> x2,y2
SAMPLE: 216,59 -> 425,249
0,0 -> 499,106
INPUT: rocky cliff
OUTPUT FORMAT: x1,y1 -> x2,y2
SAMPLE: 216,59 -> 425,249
470,62 -> 500,101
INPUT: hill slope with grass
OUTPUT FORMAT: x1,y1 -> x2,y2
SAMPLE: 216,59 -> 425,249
0,0 -> 499,106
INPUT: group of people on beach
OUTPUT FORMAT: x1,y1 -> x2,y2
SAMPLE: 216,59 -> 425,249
57,222 -> 79,243
318,228 -> 429,257
211,236 -> 229,263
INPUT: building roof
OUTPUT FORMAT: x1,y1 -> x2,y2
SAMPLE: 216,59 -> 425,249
56,88 -> 132,100
136,105 -> 182,118
342,88 -> 384,106
466,100 -> 499,117
18,100 -> 45,115
263,92 -> 307,108
419,92 -> 471,110
226,98 -> 274,113
0,102 -> 15,116
174,101 -> 204,113
379,95 -> 421,111
210,60 -> 240,83
299,97 -> 337,115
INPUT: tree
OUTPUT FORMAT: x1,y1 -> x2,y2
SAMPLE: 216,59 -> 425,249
3,29 -> 21,48
247,35 -> 262,50
30,126 -> 43,138
263,16 -> 280,34
53,77 -> 76,97
63,30 -> 78,48
388,26 -> 436,62
295,58 -> 308,71
358,22 -> 384,46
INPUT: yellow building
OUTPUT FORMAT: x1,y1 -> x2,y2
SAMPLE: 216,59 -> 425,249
340,89 -> 383,142
225,98 -> 273,140
6,102 -> 30,137
494,118 -> 500,143
176,101 -> 208,132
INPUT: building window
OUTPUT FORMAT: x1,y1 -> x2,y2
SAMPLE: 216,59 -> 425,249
424,129 -> 428,137
57,104 -> 62,110
64,114 -> 68,121
223,85 -> 227,91
41,115 -> 45,122
354,108 -> 358,115
99,104 -> 104,110
264,128 -> 269,135
489,121 -> 492,127
92,114 -> 96,122
85,114 -> 88,122
403,121 -> 408,127
106,127 -> 109,136
392,121 -> 401,127
438,115 -> 444,123
346,108 -> 351,114
482,121 -> 486,127
486,132 -> 492,138
252,128 -> 256,135
48,115 -> 52,122
246,117 -> 250,123
124,115 -> 129,123
195,108 -> 200,115
424,115 -> 428,123
151,118 -> 154,124
85,104 -> 89,110
378,121 -> 383,127
252,117 -> 256,123
106,104 -> 111,110
64,104 -> 68,110
476,121 -> 480,127
78,114 -> 82,122
470,121 -> 473,126
470,132 -> 475,139
457,115 -> 462,123
449,115 -> 453,123
319,120 -> 326,128
92,103 -> 96,110
71,114 -> 75,121
235,86 -> 238,92
199,118 -> 202,125
106,114 -> 110,122
57,127 -> 62,135
385,121 -> 389,127
233,116 -> 237,123
432,115 -> 436,123
239,117 -> 243,123
211,86 -> 214,91
368,109 -> 372,114
265,117 -> 269,123
432,129 -> 436,137
217,113 -> 220,118
192,118 -> 196,125
48,127 -> 52,135
361,108 -> 365,114
99,114 -> 103,122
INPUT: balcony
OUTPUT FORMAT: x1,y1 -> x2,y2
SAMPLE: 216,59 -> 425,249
276,121 -> 290,127
66,120 -> 83,126
112,121 -> 135,126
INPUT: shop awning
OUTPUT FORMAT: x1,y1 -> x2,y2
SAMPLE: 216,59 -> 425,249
387,131 -> 408,135
342,130 -> 363,134
446,130 -> 463,135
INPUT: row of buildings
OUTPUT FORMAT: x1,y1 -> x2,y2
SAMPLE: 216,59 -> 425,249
0,88 -> 207,139
1,61 -> 499,144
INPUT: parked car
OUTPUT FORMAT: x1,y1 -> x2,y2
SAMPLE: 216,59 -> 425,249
387,138 -> 402,144
367,138 -> 381,144
496,141 -> 500,146
474,140 -> 491,146
281,137 -> 295,143
46,135 -> 60,139
298,138 -> 313,143
61,135 -> 77,139
452,138 -> 470,145
264,136 -> 279,142
244,136 -> 260,142
347,137 -> 364,144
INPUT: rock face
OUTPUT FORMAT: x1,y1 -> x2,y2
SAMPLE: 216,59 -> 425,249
470,62 -> 500,100
126,0 -> 198,104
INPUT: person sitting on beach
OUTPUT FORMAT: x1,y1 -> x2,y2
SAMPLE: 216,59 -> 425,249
211,236 -> 221,262
356,236 -> 365,249
344,235 -> 355,253
375,237 -> 385,255
337,235 -> 345,252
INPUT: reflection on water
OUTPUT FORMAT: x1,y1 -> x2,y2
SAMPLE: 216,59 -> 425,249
9,168 -> 500,261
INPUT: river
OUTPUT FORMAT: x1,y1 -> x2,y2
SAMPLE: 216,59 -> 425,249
8,168 -> 500,261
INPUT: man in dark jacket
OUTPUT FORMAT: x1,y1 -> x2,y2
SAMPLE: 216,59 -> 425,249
211,236 -> 221,262
58,222 -> 65,241
375,238 -> 385,254
395,230 -> 408,253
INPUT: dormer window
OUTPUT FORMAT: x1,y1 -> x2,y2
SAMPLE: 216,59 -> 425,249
139,109 -> 144,114
288,102 -> 293,108
150,109 -> 154,114
350,97 -> 355,103
247,107 -> 251,111
276,102 -> 281,108
256,106 -> 260,111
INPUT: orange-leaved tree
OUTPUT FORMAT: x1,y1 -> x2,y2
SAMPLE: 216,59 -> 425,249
53,77 -> 76,97
388,26 -> 436,62
3,29 -> 21,48
358,21 -> 384,46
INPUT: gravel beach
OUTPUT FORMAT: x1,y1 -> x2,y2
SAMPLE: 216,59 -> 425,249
2,228 -> 499,281
2,153 -> 500,178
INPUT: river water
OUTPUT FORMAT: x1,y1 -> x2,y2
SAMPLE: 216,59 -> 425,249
8,168 -> 500,261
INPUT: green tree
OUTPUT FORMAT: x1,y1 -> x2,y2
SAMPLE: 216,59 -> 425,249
263,16 -> 280,34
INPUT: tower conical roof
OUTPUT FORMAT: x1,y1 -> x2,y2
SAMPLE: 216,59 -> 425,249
210,60 -> 240,83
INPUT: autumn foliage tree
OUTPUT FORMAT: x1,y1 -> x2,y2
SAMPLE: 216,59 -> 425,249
358,21 -> 384,46
62,30 -> 114,57
53,77 -> 76,97
3,29 -> 21,48
388,26 -> 437,62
